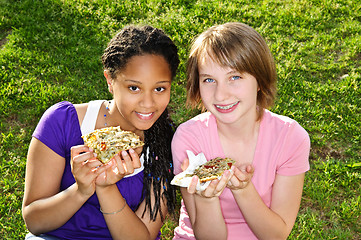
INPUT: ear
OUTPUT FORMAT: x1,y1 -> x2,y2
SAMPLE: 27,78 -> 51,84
104,70 -> 113,94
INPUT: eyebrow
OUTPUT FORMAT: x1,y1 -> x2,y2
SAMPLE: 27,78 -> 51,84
199,73 -> 212,78
199,70 -> 239,78
124,79 -> 171,84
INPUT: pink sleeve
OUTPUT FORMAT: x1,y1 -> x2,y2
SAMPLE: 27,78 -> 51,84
171,124 -> 201,175
277,122 -> 311,176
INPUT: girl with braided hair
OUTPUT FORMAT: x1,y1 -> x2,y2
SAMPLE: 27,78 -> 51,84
23,25 -> 179,240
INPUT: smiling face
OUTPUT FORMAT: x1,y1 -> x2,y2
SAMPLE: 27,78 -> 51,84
198,55 -> 259,125
106,54 -> 172,132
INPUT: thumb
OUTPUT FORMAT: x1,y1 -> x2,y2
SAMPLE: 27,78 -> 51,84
181,158 -> 190,171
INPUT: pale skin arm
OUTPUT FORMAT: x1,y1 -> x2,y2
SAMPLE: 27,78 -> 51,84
229,166 -> 305,240
95,149 -> 167,240
22,138 -> 109,235
179,158 -> 233,240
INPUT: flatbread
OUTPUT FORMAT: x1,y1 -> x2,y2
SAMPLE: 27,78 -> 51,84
186,157 -> 235,183
81,126 -> 144,164
171,151 -> 235,191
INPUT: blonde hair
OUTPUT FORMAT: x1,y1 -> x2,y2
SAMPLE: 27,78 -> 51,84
186,22 -> 277,120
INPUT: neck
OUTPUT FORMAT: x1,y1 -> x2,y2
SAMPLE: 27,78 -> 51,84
216,110 -> 261,143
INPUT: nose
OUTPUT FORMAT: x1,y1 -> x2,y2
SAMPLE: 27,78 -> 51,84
214,82 -> 230,102
140,91 -> 155,108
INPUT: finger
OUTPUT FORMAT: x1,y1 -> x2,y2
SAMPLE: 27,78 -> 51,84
128,148 -> 141,168
247,165 -> 255,174
114,154 -> 126,174
232,167 -> 248,181
74,159 -> 102,179
203,179 -> 218,197
111,161 -> 120,175
187,176 -> 198,194
181,158 -> 189,171
121,151 -> 134,174
93,161 -> 112,174
85,159 -> 103,169
228,175 -> 241,188
71,153 -> 98,177
73,151 -> 97,164
96,170 -> 106,183
71,145 -> 92,157
134,146 -> 143,156
215,170 -> 232,192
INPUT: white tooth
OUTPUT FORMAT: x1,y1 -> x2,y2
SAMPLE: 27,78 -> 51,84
216,102 -> 237,110
138,112 -> 152,117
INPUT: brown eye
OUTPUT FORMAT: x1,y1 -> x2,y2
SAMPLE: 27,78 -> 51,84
129,86 -> 139,92
155,87 -> 165,92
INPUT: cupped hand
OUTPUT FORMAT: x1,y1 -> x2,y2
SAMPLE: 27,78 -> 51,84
95,148 -> 142,187
227,164 -> 254,191
187,170 -> 233,198
70,145 -> 109,197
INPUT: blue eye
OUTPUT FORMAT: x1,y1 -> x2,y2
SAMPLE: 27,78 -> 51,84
231,76 -> 240,81
204,78 -> 215,83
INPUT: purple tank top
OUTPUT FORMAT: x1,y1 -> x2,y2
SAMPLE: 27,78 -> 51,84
32,101 -> 152,239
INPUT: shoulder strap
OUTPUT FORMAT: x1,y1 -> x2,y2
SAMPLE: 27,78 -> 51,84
80,100 -> 104,136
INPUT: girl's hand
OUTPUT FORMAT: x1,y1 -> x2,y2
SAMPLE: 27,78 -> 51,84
70,145 -> 109,197
187,170 -> 233,198
95,148 -> 141,187
227,165 -> 254,191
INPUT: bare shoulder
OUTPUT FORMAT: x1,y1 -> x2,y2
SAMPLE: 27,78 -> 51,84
24,138 -> 66,206
74,103 -> 89,126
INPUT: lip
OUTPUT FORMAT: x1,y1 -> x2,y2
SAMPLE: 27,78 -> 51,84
136,111 -> 155,120
214,101 -> 239,113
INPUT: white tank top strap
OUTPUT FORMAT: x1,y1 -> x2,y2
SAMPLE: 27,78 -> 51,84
80,100 -> 105,136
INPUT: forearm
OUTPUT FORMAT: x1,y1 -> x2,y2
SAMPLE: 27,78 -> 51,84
232,183 -> 289,240
23,183 -> 90,235
96,185 -> 152,240
192,195 -> 227,240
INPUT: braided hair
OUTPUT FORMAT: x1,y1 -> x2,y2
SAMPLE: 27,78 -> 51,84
101,25 -> 179,221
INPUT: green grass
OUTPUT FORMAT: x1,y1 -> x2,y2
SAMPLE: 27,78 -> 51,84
1,0 -> 360,239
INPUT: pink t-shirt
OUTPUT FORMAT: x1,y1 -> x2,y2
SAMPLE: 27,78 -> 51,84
172,109 -> 310,239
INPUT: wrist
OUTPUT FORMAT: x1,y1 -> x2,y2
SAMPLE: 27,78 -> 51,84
73,183 -> 94,201
230,181 -> 254,197
100,197 -> 127,215
95,184 -> 117,194
194,194 -> 219,203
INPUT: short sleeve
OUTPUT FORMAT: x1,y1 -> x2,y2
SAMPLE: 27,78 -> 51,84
32,101 -> 81,158
172,113 -> 224,176
276,122 -> 311,176
171,125 -> 199,175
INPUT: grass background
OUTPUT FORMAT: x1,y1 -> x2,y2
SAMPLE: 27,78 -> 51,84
0,0 -> 360,239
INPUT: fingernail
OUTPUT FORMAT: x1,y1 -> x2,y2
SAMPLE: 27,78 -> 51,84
121,151 -> 127,157
129,148 -> 135,153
